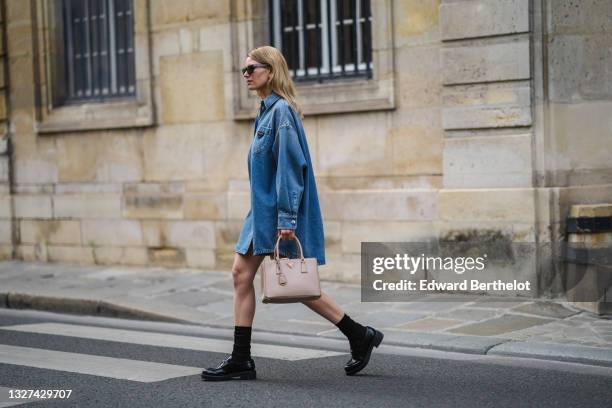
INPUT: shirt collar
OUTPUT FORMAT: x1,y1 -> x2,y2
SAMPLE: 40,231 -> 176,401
260,91 -> 281,113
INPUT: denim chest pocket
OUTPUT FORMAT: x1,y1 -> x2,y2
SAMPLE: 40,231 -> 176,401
252,125 -> 274,154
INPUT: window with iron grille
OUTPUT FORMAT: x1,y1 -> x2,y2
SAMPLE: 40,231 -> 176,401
270,0 -> 372,83
61,0 -> 136,104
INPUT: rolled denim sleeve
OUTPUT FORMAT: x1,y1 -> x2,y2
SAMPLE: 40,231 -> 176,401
273,118 -> 307,230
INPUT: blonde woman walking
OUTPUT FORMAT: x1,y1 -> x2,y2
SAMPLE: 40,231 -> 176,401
201,46 -> 383,381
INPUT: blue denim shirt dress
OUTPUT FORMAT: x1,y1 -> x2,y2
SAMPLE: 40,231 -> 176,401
234,90 -> 326,265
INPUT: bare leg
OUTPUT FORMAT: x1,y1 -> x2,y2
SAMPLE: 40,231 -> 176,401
301,291 -> 345,325
232,244 -> 267,326
201,245 -> 266,380
302,281 -> 384,377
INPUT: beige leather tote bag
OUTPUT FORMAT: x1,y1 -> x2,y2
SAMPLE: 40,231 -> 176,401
260,235 -> 321,304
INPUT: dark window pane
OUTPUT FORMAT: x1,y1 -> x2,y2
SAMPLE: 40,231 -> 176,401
82,0 -> 92,96
306,29 -> 317,69
304,0 -> 319,70
335,0 -> 345,70
114,0 -> 127,94
281,0 -> 295,27
349,0 -> 357,68
280,0 -> 298,73
361,0 -> 372,68
89,0 -> 100,95
72,0 -> 85,96
342,25 -> 355,65
100,0 -> 110,94
282,30 -> 297,71
305,0 -> 317,24
125,1 -> 135,94
61,0 -> 136,103
338,0 -> 351,20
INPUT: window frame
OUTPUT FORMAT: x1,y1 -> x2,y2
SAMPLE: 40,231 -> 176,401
34,0 -> 155,134
271,0 -> 372,81
232,0 -> 395,119
61,0 -> 137,103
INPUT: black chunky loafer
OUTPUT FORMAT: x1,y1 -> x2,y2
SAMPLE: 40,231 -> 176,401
201,355 -> 257,381
344,326 -> 384,376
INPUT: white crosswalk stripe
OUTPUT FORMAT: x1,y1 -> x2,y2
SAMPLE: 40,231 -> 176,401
0,323 -> 344,361
0,322 -> 345,385
0,344 -> 201,383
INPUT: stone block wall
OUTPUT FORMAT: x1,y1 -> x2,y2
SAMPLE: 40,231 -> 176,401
0,0 -> 12,260
436,0 -> 539,294
1,0 -> 609,293
540,0 -> 612,205
4,0 -> 242,270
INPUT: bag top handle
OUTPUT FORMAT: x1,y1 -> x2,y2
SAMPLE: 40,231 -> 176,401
273,234 -> 305,261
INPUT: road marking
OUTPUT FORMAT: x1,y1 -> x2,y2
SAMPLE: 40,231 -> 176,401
0,344 -> 201,383
0,386 -> 48,407
0,323 -> 345,361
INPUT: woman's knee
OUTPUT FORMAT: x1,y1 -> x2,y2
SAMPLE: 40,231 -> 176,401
231,261 -> 255,291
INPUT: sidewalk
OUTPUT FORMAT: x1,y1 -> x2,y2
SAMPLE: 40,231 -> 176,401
1,260 -> 611,367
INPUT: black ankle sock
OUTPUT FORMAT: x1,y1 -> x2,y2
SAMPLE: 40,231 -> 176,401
335,313 -> 367,350
231,325 -> 252,362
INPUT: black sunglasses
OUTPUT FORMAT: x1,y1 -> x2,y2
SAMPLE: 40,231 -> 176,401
241,63 -> 270,75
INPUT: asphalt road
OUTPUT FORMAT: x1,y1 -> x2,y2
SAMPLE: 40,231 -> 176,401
0,309 -> 610,408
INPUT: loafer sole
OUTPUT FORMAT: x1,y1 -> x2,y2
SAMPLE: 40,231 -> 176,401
201,370 -> 257,381
345,329 -> 384,376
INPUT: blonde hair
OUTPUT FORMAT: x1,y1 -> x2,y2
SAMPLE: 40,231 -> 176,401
247,45 -> 304,120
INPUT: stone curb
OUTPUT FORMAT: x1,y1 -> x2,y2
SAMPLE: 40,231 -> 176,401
1,291 -> 611,368
317,329 -> 509,355
487,341 -> 612,368
1,292 -> 190,324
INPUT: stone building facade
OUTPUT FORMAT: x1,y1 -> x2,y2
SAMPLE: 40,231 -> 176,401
0,0 -> 609,297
